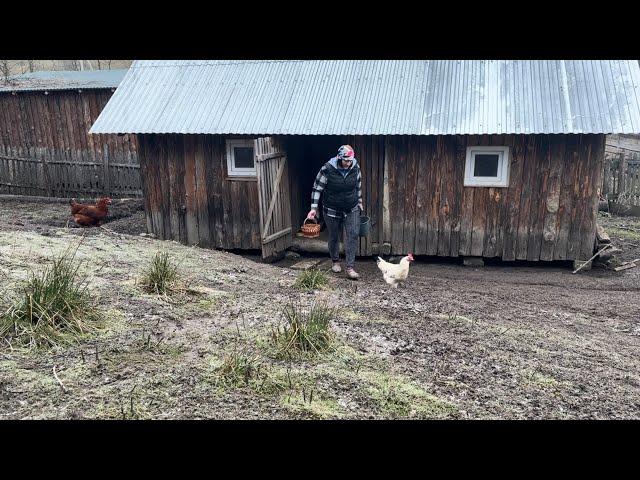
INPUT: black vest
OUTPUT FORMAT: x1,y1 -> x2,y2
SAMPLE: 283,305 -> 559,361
322,161 -> 359,211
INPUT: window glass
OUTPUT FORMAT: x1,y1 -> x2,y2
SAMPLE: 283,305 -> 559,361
473,154 -> 499,177
234,146 -> 255,169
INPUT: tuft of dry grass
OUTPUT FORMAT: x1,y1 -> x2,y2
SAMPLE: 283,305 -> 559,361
270,301 -> 336,358
140,252 -> 181,296
0,247 -> 100,349
294,268 -> 329,291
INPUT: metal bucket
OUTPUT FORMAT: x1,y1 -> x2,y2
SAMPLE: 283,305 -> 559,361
359,215 -> 371,237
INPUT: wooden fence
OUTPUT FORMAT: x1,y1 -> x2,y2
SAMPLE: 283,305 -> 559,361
602,153 -> 640,206
0,153 -> 140,197
0,89 -> 141,198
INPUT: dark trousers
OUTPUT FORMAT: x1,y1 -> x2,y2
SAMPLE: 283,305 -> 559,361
323,208 -> 360,268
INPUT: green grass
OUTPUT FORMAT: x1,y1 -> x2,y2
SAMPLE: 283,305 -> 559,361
606,226 -> 640,241
0,248 -> 101,349
209,349 -> 289,395
270,301 -> 336,358
361,371 -> 457,418
283,394 -> 345,419
213,349 -> 265,388
140,252 -> 180,296
294,268 -> 329,290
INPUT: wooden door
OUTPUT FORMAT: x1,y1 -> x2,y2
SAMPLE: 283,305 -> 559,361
255,137 -> 292,260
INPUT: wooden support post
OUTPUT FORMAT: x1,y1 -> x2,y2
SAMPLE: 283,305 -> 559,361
382,139 -> 391,245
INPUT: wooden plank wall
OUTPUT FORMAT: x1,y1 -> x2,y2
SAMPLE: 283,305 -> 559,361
602,154 -> 640,206
348,135 -> 384,256
138,134 -> 261,250
0,89 -> 140,198
605,134 -> 640,160
386,134 -> 605,261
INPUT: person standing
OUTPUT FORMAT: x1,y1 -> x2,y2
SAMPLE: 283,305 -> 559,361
306,145 -> 363,279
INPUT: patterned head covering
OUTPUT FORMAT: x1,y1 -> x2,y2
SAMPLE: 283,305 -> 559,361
337,145 -> 355,160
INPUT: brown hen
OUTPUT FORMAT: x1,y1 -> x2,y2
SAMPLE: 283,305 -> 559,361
69,197 -> 112,227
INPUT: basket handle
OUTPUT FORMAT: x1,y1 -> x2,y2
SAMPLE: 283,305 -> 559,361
304,217 -> 318,225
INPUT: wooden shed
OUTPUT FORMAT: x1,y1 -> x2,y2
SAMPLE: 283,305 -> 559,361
0,69 -> 140,198
90,60 -> 640,264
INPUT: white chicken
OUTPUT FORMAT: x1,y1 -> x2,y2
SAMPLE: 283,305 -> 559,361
376,254 -> 415,288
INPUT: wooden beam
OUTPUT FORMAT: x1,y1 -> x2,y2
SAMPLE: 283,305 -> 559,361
256,152 -> 286,162
262,227 -> 292,243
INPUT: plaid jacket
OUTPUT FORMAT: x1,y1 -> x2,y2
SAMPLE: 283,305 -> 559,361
311,157 -> 363,218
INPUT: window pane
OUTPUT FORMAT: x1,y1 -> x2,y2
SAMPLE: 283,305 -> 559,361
473,154 -> 499,177
234,146 -> 254,169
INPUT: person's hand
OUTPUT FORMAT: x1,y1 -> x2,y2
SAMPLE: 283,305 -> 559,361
306,209 -> 317,220
358,203 -> 364,211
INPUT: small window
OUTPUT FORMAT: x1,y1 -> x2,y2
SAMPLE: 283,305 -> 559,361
226,139 -> 256,177
464,146 -> 510,187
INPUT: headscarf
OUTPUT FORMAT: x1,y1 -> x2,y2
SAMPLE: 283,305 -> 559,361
337,144 -> 355,161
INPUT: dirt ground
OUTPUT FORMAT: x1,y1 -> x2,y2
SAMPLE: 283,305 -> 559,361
1,197 -> 639,419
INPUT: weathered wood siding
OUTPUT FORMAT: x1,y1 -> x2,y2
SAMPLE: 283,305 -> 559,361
605,134 -> 640,161
386,134 -> 605,261
138,132 -> 604,261
138,134 -> 261,249
346,136 -> 385,256
0,89 -> 140,197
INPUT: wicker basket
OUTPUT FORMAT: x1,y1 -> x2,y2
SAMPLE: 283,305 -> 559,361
300,218 -> 321,238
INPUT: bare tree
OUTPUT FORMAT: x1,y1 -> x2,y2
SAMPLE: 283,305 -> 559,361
0,60 -> 10,84
97,59 -> 102,69
107,60 -> 112,70
28,60 -> 35,72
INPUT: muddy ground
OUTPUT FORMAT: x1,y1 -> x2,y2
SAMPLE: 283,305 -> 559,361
0,197 -> 639,419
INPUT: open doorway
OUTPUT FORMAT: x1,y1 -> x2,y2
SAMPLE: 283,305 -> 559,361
283,135 -> 353,252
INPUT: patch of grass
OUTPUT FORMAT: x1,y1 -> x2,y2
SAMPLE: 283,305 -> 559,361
208,349 -> 288,395
213,349 -> 264,388
605,226 -> 640,241
270,301 -> 336,358
361,371 -> 457,419
140,251 -> 180,296
283,393 -> 345,419
294,268 -> 329,290
0,360 -> 58,392
0,248 -> 101,349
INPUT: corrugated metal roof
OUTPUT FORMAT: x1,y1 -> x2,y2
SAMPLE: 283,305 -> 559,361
0,69 -> 128,93
89,60 -> 640,135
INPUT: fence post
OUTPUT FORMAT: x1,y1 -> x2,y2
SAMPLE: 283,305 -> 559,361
602,156 -> 611,197
41,154 -> 52,197
617,152 -> 627,198
103,144 -> 111,196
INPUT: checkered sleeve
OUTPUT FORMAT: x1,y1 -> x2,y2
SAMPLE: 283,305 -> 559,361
357,165 -> 363,209
310,165 -> 327,210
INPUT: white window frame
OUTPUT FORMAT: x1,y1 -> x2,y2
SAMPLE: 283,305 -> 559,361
464,146 -> 510,187
226,139 -> 256,177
